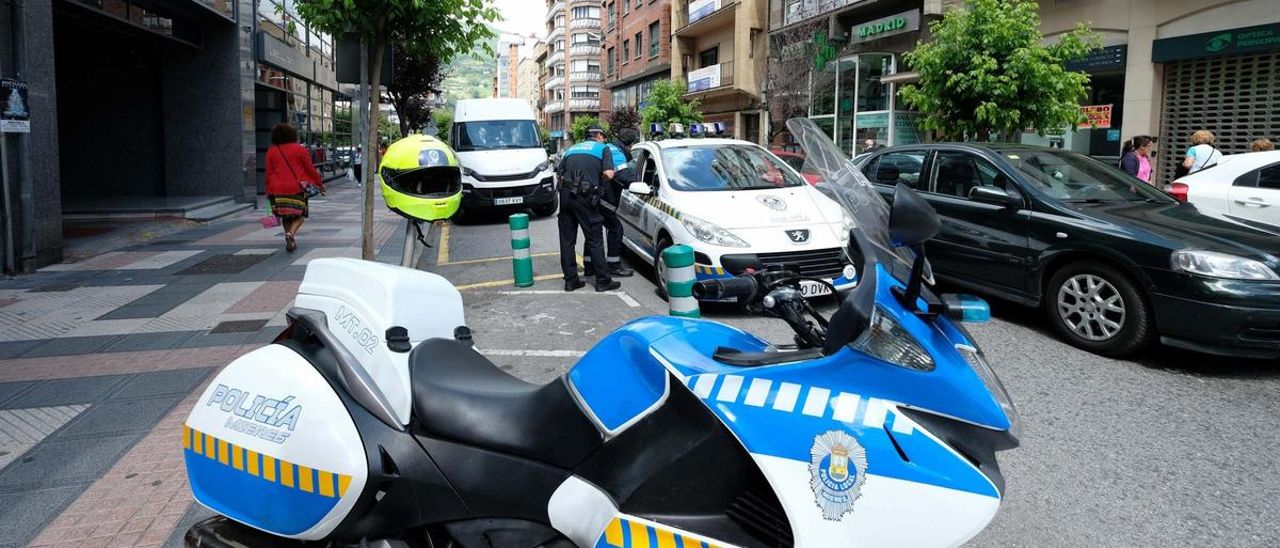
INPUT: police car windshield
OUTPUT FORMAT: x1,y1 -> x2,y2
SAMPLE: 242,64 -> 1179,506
660,145 -> 805,191
454,121 -> 542,152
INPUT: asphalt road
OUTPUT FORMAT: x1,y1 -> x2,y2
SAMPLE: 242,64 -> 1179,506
424,210 -> 1280,548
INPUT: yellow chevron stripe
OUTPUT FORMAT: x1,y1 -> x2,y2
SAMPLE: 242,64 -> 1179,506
184,427 -> 353,499
656,529 -> 677,548
680,537 -> 701,548
628,519 -> 650,548
604,517 -> 624,546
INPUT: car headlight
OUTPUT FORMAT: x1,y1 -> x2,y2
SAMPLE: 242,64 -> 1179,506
680,214 -> 749,247
1171,250 -> 1279,281
535,160 -> 551,173
853,306 -> 934,372
838,211 -> 855,245
955,343 -> 1021,439
460,166 -> 476,178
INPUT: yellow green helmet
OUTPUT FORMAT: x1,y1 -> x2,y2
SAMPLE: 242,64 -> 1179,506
379,135 -> 462,222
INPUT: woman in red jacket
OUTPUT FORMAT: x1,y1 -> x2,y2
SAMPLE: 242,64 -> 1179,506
265,123 -> 325,252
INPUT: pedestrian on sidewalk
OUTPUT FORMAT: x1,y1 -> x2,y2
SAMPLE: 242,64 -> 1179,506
1119,135 -> 1156,184
1178,130 -> 1221,177
265,123 -> 325,253
1251,138 -> 1275,152
354,146 -> 364,187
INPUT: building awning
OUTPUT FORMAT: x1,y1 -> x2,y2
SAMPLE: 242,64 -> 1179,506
881,71 -> 920,85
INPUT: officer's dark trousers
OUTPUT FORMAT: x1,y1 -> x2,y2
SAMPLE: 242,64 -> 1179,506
584,198 -> 624,276
558,189 -> 611,286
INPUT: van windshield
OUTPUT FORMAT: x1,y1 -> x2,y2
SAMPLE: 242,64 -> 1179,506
454,120 -> 541,152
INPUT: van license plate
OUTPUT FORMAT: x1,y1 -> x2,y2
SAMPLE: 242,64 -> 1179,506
494,197 -> 524,206
799,280 -> 833,297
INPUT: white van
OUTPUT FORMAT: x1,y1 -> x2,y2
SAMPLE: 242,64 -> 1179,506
451,99 -> 557,218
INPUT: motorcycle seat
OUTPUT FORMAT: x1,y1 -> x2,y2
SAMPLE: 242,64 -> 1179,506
410,338 -> 603,469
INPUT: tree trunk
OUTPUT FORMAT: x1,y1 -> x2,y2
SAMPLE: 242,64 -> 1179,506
362,15 -> 389,261
390,92 -> 410,137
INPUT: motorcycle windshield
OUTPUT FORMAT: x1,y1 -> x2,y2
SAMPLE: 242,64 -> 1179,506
785,117 -> 923,282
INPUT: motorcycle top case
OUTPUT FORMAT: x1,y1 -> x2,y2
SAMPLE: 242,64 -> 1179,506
183,344 -> 368,540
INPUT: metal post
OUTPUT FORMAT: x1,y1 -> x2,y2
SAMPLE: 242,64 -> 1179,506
11,0 -> 33,270
358,37 -> 370,258
0,49 -> 13,274
400,220 -> 431,269
663,244 -> 699,318
509,213 -> 534,287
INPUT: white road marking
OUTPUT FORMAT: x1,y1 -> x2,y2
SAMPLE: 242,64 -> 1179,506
492,289 -> 642,308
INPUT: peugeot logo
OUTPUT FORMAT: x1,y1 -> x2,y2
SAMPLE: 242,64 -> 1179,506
757,195 -> 787,211
786,229 -> 810,244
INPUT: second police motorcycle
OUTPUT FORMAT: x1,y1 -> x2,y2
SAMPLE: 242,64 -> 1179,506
180,119 -> 1021,548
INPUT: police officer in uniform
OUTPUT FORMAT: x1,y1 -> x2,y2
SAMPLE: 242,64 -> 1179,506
584,127 -> 640,279
557,126 -> 621,292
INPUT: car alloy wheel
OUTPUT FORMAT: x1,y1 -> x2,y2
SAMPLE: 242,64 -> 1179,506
1056,273 -> 1126,341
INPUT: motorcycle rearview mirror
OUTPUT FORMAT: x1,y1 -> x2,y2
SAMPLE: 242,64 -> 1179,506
627,182 -> 653,195
888,183 -> 941,312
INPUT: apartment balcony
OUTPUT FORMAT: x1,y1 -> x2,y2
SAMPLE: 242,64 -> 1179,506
570,43 -> 601,57
568,0 -> 598,7
545,75 -> 565,90
545,1 -> 564,22
547,26 -> 564,41
570,71 -> 601,82
545,100 -> 565,113
684,60 -> 737,97
569,97 -> 601,110
570,17 -> 601,30
547,50 -> 564,65
674,0 -> 738,37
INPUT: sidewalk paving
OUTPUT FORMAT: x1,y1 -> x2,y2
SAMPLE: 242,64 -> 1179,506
0,181 -> 407,548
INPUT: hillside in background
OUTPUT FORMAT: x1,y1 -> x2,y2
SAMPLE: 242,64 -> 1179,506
439,30 -> 500,105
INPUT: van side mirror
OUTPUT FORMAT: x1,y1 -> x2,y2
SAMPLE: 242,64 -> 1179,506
888,182 -> 940,248
969,186 -> 1019,207
627,182 -> 653,195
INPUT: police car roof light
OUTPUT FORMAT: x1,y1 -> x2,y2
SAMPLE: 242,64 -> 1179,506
713,122 -> 727,136
649,123 -> 665,138
689,123 -> 703,138
667,123 -> 685,138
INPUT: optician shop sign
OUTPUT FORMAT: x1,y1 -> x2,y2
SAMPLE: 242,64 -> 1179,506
849,10 -> 920,45
687,64 -> 721,92
1152,23 -> 1280,62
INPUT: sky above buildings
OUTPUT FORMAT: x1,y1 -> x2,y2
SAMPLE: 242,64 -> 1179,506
492,0 -> 545,39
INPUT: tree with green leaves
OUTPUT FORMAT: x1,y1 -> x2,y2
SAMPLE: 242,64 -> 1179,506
386,43 -> 446,136
293,0 -> 497,259
570,115 -> 609,142
432,110 -> 453,139
608,106 -> 641,132
640,79 -> 703,133
898,0 -> 1099,141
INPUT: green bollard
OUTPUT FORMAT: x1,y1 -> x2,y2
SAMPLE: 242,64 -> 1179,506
662,244 -> 699,318
510,213 -> 534,287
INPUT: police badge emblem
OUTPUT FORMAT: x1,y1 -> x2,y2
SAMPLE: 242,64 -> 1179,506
809,430 -> 868,521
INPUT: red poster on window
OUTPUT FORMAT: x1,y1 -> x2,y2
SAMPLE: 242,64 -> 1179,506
1079,104 -> 1113,129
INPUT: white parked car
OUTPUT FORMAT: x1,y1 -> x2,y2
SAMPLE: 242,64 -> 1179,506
1171,150 -> 1280,230
619,137 -> 858,299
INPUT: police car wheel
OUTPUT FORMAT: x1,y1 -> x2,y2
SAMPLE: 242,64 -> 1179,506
654,237 -> 672,301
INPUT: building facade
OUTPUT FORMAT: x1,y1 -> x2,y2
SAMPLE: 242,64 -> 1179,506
672,0 -> 770,144
767,0 -> 943,155
1036,0 -> 1280,183
2,0 -> 349,271
543,0 -> 608,141
603,0 -> 672,113
518,40 -> 546,112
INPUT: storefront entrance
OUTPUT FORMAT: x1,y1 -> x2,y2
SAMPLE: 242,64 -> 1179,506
809,52 -> 918,155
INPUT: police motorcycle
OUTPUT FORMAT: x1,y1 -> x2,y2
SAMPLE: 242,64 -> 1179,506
180,118 -> 1019,548
379,134 -> 464,267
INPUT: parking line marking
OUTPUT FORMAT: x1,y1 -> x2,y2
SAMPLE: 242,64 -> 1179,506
441,252 -> 558,266
478,349 -> 587,358
454,274 -> 562,290
491,289 -> 641,308
436,222 -> 451,265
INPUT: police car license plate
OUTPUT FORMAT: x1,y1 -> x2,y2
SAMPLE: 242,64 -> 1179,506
799,280 -> 833,297
494,197 -> 524,206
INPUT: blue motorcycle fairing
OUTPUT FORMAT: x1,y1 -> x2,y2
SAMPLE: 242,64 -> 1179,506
567,320 -> 676,435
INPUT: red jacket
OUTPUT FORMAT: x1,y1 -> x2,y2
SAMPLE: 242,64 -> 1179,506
265,143 -> 324,196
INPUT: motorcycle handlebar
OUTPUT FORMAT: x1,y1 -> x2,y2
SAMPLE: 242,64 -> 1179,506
692,275 -> 758,301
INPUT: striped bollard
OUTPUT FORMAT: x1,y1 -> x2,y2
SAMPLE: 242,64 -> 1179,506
663,244 -> 699,318
510,213 -> 534,287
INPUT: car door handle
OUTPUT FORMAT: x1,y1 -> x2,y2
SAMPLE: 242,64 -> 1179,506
1234,198 -> 1271,207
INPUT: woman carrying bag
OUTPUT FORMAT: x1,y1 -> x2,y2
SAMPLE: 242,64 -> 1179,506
265,123 -> 325,252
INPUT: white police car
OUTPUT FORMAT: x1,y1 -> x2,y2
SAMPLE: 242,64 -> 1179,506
618,124 -> 858,299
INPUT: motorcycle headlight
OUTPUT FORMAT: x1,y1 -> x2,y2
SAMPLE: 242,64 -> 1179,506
535,160 -> 551,173
852,306 -> 934,372
1171,250 -> 1278,281
955,344 -> 1021,439
680,214 -> 749,248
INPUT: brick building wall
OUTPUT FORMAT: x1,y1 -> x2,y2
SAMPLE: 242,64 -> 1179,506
602,0 -> 672,114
